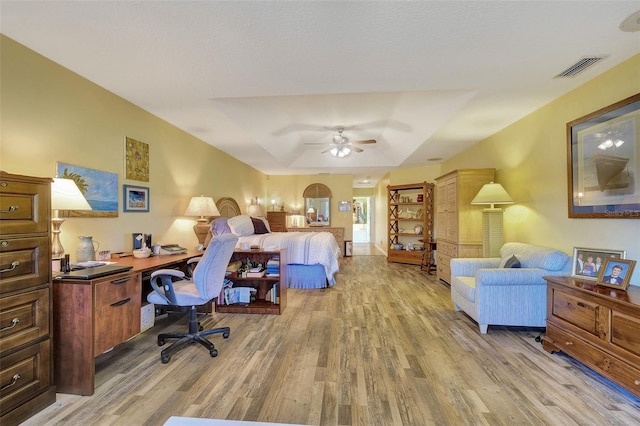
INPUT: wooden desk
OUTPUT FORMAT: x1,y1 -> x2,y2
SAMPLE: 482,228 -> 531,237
53,251 -> 201,395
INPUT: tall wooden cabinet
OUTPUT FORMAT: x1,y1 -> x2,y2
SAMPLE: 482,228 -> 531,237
387,182 -> 435,265
435,169 -> 494,283
0,172 -> 56,425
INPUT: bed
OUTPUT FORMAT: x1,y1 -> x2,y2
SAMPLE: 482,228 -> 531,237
207,198 -> 341,288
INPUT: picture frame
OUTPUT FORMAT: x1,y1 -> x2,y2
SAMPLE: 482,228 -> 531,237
124,136 -> 150,182
571,247 -> 626,280
567,93 -> 640,218
338,200 -> 352,212
596,258 -> 636,290
123,185 -> 150,212
344,240 -> 353,257
56,162 -> 118,217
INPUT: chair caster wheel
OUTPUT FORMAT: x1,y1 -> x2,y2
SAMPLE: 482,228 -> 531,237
161,355 -> 170,364
223,332 -> 230,339
199,325 -> 204,332
158,337 -> 165,346
210,349 -> 218,357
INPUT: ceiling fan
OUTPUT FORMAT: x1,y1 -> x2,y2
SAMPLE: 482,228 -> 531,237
305,128 -> 376,157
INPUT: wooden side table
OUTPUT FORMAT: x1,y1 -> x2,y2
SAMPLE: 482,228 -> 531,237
420,239 -> 437,274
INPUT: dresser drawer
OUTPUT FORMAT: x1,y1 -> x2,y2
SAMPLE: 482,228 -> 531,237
0,288 -> 49,355
611,311 -> 640,360
550,289 -> 599,335
0,178 -> 50,235
94,273 -> 141,354
0,236 -> 50,295
547,324 -> 640,398
0,339 -> 52,416
437,252 -> 452,283
437,240 -> 458,257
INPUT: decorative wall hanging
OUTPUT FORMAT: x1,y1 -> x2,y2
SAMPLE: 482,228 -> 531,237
56,162 -> 118,217
567,93 -> 640,218
125,136 -> 150,182
123,185 -> 150,212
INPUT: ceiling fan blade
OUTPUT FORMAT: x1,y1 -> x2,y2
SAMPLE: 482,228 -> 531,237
351,146 -> 364,153
304,142 -> 329,146
351,139 -> 376,145
321,147 -> 334,153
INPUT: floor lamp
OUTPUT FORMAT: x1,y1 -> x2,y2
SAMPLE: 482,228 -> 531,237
471,182 -> 513,258
185,195 -> 220,247
51,178 -> 92,258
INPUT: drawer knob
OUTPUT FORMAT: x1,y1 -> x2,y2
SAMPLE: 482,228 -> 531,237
0,260 -> 20,273
635,380 -> 640,386
111,297 -> 131,307
1,205 -> 19,213
564,341 -> 574,346
0,317 -> 19,332
1,374 -> 21,391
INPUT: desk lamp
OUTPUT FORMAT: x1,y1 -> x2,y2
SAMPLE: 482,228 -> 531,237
471,182 -> 513,257
51,178 -> 92,258
185,195 -> 219,246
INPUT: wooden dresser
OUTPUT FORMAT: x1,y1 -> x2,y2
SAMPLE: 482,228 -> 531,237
295,227 -> 345,255
266,211 -> 288,232
434,169 -> 494,283
0,172 -> 56,425
543,276 -> 640,398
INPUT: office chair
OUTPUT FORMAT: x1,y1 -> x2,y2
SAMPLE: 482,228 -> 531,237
147,233 -> 238,363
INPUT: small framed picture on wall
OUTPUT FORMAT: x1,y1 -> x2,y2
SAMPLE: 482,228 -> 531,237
123,185 -> 150,212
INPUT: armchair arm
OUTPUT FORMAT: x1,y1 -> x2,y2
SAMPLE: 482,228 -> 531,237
451,258 -> 501,277
476,268 -> 550,286
150,269 -> 186,305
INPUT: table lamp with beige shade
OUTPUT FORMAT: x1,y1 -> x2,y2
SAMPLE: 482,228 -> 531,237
185,195 -> 220,247
51,178 -> 92,258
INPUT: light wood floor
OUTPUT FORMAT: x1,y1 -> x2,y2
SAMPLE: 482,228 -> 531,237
25,255 -> 640,425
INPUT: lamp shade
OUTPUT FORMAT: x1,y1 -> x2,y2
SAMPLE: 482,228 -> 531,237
51,178 -> 92,211
470,182 -> 513,209
184,195 -> 219,218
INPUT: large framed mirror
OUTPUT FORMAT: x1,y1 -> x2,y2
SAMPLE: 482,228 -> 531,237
303,183 -> 332,226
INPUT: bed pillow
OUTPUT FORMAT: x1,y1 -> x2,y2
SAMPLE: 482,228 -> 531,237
251,217 -> 270,234
210,217 -> 231,236
227,214 -> 255,237
501,255 -> 521,268
260,217 -> 271,233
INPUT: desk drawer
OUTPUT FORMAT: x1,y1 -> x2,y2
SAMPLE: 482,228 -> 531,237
0,178 -> 50,235
94,273 -> 141,354
0,236 -> 50,295
0,339 -> 52,416
437,240 -> 457,257
0,288 -> 49,355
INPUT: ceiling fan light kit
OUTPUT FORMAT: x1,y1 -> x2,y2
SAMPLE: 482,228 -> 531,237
314,127 -> 377,158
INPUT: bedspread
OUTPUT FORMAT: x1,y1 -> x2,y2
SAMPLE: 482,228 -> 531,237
236,231 -> 340,283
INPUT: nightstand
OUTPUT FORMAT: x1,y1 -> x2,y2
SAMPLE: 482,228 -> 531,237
266,211 -> 288,232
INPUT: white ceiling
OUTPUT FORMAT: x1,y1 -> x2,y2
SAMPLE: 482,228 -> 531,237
2,1 -> 639,187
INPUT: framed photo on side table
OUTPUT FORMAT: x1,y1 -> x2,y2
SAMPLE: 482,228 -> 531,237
596,258 -> 636,290
571,247 -> 626,280
123,185 -> 150,212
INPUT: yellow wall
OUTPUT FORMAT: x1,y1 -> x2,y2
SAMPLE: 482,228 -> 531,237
1,35 -> 266,253
376,54 -> 640,285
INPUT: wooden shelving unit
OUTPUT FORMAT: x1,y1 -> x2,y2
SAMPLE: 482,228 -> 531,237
387,182 -> 434,265
216,249 -> 287,315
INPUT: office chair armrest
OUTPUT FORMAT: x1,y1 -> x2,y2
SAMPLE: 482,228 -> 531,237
151,269 -> 185,279
187,257 -> 202,265
150,269 -> 186,305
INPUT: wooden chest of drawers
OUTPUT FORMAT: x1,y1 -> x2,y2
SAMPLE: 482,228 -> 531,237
54,271 -> 141,395
296,227 -> 345,255
0,172 -> 56,425
266,211 -> 288,232
543,276 -> 640,398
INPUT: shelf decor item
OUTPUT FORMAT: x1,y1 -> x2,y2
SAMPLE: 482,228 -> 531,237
567,93 -> 640,218
571,246 -> 626,280
596,258 -> 636,290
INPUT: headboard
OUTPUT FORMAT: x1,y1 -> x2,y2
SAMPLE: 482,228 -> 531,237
215,197 -> 241,218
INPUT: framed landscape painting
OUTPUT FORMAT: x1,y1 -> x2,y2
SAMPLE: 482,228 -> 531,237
56,162 -> 118,217
123,185 -> 150,212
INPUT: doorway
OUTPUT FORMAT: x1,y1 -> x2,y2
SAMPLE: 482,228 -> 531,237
352,196 -> 374,243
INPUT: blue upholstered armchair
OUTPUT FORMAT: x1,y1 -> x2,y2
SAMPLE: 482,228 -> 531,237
450,242 -> 571,334
147,233 -> 238,363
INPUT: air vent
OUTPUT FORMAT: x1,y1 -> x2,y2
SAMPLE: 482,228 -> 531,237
554,56 -> 608,78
